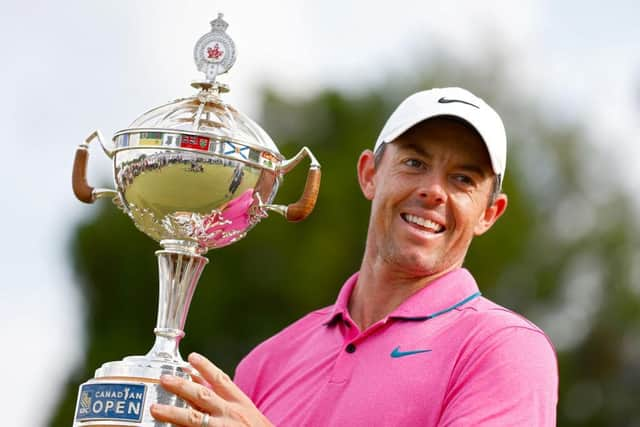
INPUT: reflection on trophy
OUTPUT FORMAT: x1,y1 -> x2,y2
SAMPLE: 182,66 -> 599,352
71,14 -> 320,426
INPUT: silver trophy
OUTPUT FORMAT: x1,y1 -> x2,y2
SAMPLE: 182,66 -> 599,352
71,14 -> 320,426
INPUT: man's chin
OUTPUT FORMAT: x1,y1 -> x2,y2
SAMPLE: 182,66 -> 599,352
383,254 -> 444,277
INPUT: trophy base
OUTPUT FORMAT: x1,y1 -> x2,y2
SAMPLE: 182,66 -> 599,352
73,356 -> 192,426
73,247 -> 209,425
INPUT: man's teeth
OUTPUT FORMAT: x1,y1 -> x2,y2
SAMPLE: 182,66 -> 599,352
404,214 -> 444,232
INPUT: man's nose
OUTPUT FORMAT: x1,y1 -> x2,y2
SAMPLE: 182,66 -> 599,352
418,177 -> 447,206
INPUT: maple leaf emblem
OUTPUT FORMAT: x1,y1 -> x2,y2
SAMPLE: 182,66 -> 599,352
207,43 -> 224,60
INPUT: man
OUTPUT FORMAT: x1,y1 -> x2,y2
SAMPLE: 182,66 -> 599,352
151,87 -> 558,426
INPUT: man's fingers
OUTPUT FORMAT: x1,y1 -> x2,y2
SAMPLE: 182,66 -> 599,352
154,357 -> 273,427
151,403 -> 211,427
191,373 -> 213,389
159,374 -> 224,417
184,366 -> 213,390
188,352 -> 244,401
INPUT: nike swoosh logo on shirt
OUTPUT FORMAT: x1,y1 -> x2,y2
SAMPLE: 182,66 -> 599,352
438,97 -> 479,109
390,346 -> 432,358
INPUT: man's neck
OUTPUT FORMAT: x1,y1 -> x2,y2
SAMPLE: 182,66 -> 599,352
348,259 -> 457,331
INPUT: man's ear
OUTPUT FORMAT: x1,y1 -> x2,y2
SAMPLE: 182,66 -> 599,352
357,150 -> 377,200
474,193 -> 508,236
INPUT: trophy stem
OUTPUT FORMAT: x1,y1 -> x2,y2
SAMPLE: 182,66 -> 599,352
146,247 -> 209,362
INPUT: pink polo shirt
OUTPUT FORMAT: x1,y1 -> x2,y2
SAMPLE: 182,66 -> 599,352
234,269 -> 558,426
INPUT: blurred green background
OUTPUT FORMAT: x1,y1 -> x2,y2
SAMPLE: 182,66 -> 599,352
52,55 -> 640,426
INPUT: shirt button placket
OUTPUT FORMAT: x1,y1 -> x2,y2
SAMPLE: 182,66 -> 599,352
330,340 -> 359,384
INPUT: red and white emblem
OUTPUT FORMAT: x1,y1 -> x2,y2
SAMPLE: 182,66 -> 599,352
194,13 -> 236,82
206,43 -> 225,61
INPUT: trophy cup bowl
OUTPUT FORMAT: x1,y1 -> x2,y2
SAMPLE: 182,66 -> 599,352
71,14 -> 320,426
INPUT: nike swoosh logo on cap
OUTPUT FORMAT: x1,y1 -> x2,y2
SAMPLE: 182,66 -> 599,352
438,97 -> 479,109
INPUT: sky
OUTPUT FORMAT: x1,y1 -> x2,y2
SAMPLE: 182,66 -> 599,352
0,1 -> 639,425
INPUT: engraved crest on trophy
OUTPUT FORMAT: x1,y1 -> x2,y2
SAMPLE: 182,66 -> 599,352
71,14 -> 321,426
194,13 -> 237,82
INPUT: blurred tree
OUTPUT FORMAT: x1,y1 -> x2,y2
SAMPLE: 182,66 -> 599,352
52,54 -> 640,426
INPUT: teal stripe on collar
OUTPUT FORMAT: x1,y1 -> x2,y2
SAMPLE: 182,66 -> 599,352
393,291 -> 482,322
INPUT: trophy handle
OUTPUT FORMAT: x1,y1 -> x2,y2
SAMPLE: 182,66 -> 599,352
72,130 -> 118,203
265,146 -> 321,222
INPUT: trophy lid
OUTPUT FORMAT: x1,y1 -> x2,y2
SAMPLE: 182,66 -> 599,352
112,14 -> 281,159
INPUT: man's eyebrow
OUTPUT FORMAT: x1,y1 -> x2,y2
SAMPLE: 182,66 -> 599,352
398,142 -> 432,158
458,163 -> 488,177
397,143 -> 490,177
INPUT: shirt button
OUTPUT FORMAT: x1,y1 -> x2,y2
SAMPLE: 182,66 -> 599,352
345,343 -> 356,353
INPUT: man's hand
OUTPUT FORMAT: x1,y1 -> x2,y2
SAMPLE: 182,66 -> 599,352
150,352 -> 273,427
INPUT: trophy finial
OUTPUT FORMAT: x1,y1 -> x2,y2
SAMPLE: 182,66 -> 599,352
193,13 -> 237,84
210,13 -> 229,31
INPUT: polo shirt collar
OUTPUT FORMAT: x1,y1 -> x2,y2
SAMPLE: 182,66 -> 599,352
325,272 -> 359,325
325,268 -> 480,325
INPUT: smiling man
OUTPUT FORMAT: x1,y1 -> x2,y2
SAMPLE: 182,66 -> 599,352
151,88 -> 558,427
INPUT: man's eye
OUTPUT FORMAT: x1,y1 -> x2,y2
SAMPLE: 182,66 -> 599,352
453,174 -> 473,185
404,159 -> 423,168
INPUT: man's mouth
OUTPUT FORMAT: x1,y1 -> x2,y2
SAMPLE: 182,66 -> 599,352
401,213 -> 445,233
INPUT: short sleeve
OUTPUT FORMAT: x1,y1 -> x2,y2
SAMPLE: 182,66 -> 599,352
233,353 -> 259,401
437,326 -> 558,426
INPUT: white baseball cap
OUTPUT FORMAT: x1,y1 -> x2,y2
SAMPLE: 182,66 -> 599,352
374,87 -> 507,188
